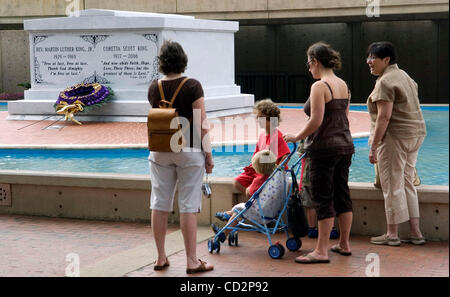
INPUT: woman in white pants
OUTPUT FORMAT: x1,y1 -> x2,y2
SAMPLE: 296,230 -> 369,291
147,41 -> 214,273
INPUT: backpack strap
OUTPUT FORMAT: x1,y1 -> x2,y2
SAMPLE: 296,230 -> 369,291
157,79 -> 166,102
157,77 -> 190,108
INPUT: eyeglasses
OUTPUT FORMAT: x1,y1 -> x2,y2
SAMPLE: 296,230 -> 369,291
305,59 -> 313,68
366,56 -> 378,62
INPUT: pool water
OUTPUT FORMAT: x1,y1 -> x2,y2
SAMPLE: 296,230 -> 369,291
0,108 -> 448,185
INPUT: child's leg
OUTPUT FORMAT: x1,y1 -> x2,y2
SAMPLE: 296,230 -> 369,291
212,204 -> 244,240
223,203 -> 246,236
223,212 -> 239,237
303,185 -> 317,229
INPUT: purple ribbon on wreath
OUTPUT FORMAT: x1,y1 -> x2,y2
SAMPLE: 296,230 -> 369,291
54,83 -> 114,125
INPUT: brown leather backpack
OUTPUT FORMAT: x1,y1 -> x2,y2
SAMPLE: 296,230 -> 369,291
147,77 -> 189,152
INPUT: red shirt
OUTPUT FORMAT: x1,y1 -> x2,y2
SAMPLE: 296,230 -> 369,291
247,174 -> 270,197
241,129 -> 291,178
255,129 -> 290,163
249,128 -> 291,172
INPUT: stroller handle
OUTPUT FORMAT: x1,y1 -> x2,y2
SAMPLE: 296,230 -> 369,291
277,142 -> 298,169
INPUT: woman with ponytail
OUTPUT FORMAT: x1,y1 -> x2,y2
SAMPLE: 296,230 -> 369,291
283,42 -> 354,264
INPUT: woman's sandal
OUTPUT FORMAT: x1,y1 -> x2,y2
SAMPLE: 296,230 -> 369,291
330,244 -> 352,256
186,259 -> 214,274
295,253 -> 330,264
153,258 -> 170,271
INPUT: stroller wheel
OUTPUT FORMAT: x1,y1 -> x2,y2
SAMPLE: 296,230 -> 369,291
208,239 -> 221,253
208,239 -> 213,253
286,237 -> 302,252
268,244 -> 283,259
277,243 -> 285,257
215,240 -> 221,253
228,231 -> 239,246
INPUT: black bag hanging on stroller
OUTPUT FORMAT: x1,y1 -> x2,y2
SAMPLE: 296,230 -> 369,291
287,169 -> 309,238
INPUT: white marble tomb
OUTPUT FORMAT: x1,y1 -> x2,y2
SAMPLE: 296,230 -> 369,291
8,9 -> 254,122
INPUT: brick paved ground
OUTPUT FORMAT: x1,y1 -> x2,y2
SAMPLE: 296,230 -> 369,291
0,214 -> 447,277
0,214 -> 177,277
0,112 -> 147,146
127,230 -> 449,278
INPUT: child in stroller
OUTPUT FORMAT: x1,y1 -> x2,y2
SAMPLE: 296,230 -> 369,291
208,143 -> 305,259
212,149 -> 278,241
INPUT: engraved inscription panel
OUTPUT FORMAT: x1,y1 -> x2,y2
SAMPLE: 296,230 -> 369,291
31,32 -> 160,89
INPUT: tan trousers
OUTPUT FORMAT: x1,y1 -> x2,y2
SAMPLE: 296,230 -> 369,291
376,134 -> 425,225
374,165 -> 421,187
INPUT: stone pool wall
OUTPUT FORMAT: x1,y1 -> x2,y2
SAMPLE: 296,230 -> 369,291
0,170 -> 448,241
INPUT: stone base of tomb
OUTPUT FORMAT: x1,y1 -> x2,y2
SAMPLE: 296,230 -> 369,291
7,93 -> 254,122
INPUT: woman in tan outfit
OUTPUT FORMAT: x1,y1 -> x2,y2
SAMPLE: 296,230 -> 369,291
366,41 -> 427,246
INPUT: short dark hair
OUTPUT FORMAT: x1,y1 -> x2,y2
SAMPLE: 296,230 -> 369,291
158,40 -> 188,75
367,41 -> 396,64
307,42 -> 342,70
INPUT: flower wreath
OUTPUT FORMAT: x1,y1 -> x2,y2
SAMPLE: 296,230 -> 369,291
54,83 -> 114,125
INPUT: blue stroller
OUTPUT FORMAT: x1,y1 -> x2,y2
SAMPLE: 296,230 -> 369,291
208,142 -> 306,259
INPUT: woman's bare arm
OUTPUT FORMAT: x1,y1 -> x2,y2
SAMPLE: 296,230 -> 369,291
192,97 -> 214,173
